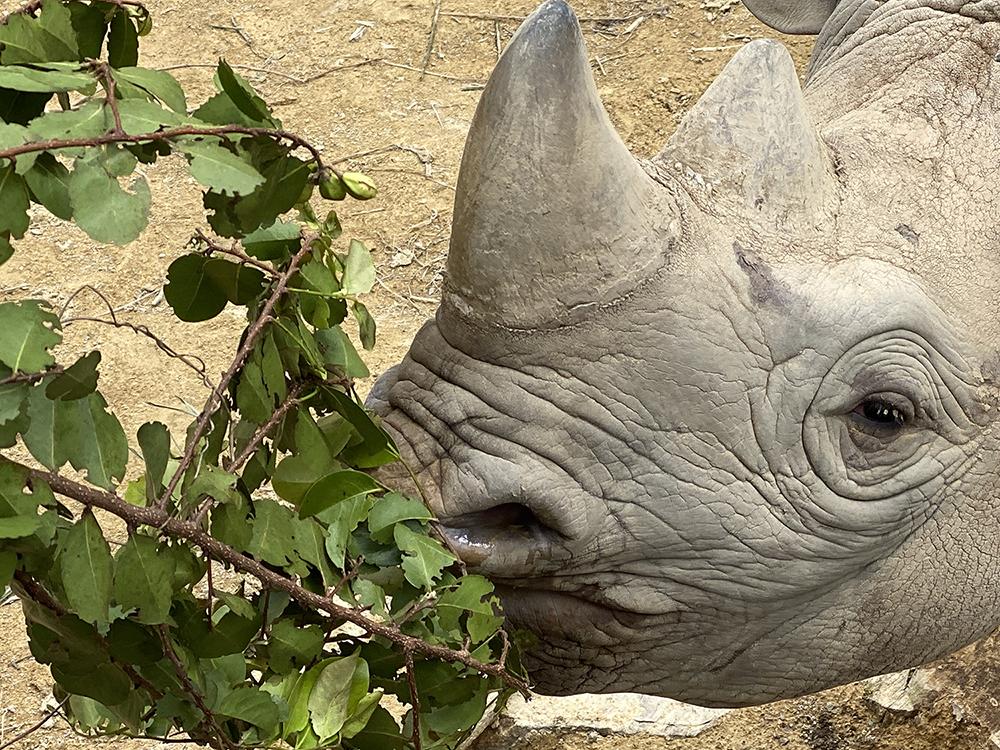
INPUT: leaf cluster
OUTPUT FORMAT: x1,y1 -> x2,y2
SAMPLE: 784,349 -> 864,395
0,2 -> 529,749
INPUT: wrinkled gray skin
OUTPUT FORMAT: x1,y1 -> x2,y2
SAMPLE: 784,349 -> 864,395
368,0 -> 1000,707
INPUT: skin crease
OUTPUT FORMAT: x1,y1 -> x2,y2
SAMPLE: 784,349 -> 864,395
368,0 -> 1000,707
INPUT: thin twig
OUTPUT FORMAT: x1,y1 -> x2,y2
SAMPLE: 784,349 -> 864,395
12,572 -> 163,699
381,60 -> 478,83
192,229 -> 279,277
157,625 -> 238,750
157,241 -> 312,512
59,284 -> 210,386
157,58 -> 381,85
224,383 -> 305,473
0,696 -> 68,750
420,0 -> 442,79
2,457 -> 530,696
405,648 -> 422,750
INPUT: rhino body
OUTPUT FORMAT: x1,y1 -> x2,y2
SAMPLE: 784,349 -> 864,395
368,0 -> 1000,707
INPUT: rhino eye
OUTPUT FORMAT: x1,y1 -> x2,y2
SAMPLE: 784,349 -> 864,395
851,399 -> 908,429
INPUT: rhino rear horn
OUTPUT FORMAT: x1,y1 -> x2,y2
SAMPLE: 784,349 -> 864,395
655,39 -> 836,226
742,0 -> 839,34
441,0 -> 680,336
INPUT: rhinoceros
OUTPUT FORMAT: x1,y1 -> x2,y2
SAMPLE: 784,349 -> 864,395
368,0 -> 1000,707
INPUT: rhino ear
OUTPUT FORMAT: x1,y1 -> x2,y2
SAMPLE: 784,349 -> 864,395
441,0 -> 680,336
655,39 -> 836,225
742,0 -> 839,34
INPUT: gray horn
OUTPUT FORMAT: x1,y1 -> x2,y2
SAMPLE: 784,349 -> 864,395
440,0 -> 680,336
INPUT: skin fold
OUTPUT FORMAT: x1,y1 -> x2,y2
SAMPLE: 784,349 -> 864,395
368,0 -> 1000,707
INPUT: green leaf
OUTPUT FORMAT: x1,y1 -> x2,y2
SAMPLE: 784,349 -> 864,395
424,686 -> 488,736
0,549 -> 16,588
0,89 -> 49,126
0,165 -> 30,240
0,235 -> 12,268
106,10 -> 138,68
249,498 -> 296,566
308,654 -> 360,740
216,59 -> 277,126
241,220 -> 301,261
106,617 -> 163,666
0,64 -> 93,93
272,456 -> 330,506
367,492 -> 433,543
218,686 -> 281,733
24,152 -> 72,219
163,254 -> 227,322
318,495 -> 373,568
347,704 -> 406,750
342,239 -> 375,295
211,500 -> 253,552
53,661 -> 131,705
235,361 -> 270,424
325,388 -> 400,469
137,421 -> 170,500
45,350 -> 100,400
267,619 -> 324,673
23,386 -> 128,489
352,301 -> 376,351
178,140 -> 264,196
394,525 -> 454,590
299,258 -> 340,295
113,67 -> 186,113
186,464 -> 238,506
203,258 -> 266,304
261,334 -> 287,400
28,100 -> 111,148
0,299 -> 61,373
67,1 -> 109,60
69,149 -> 150,244
0,0 -> 78,64
0,122 -> 34,174
298,469 -> 380,519
113,534 -> 174,624
58,510 -> 112,626
114,97 -> 185,133
315,326 -> 369,380
233,152 -> 310,231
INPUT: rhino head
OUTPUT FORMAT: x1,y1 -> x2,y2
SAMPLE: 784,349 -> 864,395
368,0 -> 1000,706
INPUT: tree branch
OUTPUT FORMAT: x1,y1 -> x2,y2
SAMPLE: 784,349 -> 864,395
0,124 -> 327,172
157,240 -> 311,511
3,456 -> 531,696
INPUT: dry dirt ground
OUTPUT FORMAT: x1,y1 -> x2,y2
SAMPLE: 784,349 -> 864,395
0,0 -> 997,749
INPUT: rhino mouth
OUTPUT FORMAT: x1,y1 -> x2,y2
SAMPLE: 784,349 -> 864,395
438,502 -> 563,571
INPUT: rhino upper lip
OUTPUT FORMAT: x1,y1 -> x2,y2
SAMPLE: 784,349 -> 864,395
438,502 -> 565,570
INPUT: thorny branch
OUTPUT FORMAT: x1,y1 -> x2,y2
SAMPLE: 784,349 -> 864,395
156,240 -> 312,512
2,456 -> 531,697
0,124 -> 328,175
157,625 -> 239,750
192,229 -> 280,278
224,382 -> 305,473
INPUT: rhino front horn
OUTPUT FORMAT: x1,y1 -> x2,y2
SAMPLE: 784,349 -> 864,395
441,0 -> 680,336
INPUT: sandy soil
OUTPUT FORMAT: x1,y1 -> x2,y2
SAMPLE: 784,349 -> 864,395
0,0 -> 995,748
